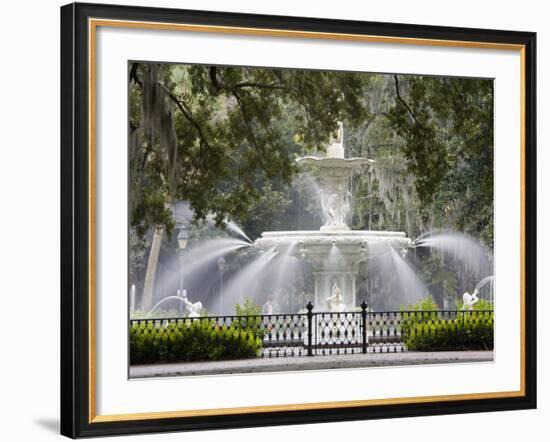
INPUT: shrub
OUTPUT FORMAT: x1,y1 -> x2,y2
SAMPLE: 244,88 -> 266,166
130,319 -> 263,365
235,298 -> 262,316
233,299 -> 264,339
402,311 -> 494,351
401,296 -> 439,312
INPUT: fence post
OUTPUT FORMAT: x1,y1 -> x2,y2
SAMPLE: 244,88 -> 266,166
361,300 -> 368,354
306,301 -> 314,356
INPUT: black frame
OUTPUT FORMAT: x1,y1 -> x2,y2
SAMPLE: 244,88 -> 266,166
61,2 -> 537,438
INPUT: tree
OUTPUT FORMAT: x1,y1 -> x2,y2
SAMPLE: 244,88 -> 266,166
130,63 -> 373,232
385,74 -> 494,244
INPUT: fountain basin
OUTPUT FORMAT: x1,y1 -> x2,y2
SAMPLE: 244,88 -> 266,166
257,230 -> 410,259
255,230 -> 411,308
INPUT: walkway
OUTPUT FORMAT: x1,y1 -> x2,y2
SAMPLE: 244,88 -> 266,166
130,350 -> 493,378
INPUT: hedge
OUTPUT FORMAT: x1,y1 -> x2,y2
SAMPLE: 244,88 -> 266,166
130,319 -> 263,365
402,313 -> 494,351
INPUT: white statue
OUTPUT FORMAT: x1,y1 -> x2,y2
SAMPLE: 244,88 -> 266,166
329,122 -> 344,145
180,291 -> 203,317
320,185 -> 351,229
462,289 -> 479,311
326,283 -> 347,312
320,189 -> 339,227
327,122 -> 345,158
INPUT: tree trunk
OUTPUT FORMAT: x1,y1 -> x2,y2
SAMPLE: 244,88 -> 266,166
141,226 -> 164,311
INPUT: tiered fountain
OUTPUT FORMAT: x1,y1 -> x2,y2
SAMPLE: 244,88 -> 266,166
255,123 -> 411,310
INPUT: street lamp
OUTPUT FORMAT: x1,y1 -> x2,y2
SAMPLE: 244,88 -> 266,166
177,226 -> 189,315
177,226 -> 189,250
217,256 -> 226,314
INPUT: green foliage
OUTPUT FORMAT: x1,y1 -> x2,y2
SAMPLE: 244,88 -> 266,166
385,75 -> 493,243
401,296 -> 439,312
235,298 -> 262,316
234,299 -> 264,339
130,63 -> 373,233
239,182 -> 293,239
399,297 -> 494,351
402,312 -> 494,351
418,254 -> 458,306
131,187 -> 175,238
386,76 -> 449,208
130,319 -> 263,364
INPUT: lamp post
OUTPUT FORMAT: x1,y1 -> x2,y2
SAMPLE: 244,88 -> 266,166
217,256 -> 226,314
177,226 -> 189,316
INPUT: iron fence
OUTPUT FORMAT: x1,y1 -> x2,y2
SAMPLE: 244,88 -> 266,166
129,303 -> 494,363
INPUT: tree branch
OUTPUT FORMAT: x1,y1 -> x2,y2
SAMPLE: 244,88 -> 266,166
157,82 -> 211,154
210,66 -> 285,92
393,75 -> 424,129
232,89 -> 262,153
233,81 -> 286,91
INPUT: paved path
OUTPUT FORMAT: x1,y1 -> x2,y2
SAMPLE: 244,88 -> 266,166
130,351 -> 493,378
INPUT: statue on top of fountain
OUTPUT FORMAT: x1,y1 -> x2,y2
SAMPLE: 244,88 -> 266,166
326,283 -> 347,312
319,187 -> 351,229
327,121 -> 345,159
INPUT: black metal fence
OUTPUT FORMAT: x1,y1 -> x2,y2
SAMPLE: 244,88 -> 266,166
130,302 -> 493,362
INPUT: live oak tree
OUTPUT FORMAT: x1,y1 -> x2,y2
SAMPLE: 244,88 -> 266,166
341,73 -> 493,245
349,74 -> 493,306
130,63 -> 373,230
385,74 -> 494,245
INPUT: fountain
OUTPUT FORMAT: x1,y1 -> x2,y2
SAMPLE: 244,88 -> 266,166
137,127 -> 492,318
255,123 -> 411,310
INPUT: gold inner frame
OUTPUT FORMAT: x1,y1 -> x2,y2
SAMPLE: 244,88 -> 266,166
87,18 -> 527,423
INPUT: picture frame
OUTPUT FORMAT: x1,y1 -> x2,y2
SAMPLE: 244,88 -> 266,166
60,2 -> 537,438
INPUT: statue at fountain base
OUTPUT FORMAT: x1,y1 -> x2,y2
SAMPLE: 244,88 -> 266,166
315,271 -> 357,311
325,283 -> 347,312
